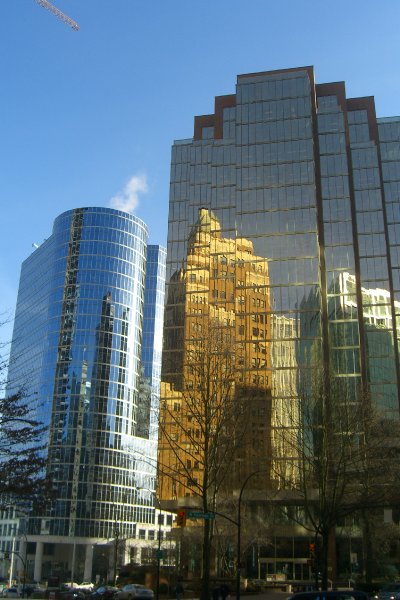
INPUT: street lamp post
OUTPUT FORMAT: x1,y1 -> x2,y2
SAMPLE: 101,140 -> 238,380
156,508 -> 162,600
8,547 -> 27,597
17,550 -> 27,598
137,486 -> 162,600
113,522 -> 120,585
19,530 -> 28,598
236,471 -> 260,600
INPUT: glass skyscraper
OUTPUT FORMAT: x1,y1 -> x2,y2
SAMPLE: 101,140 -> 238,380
7,208 -> 166,581
159,66 -> 400,504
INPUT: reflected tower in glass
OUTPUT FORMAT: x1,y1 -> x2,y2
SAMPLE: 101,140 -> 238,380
7,208 -> 166,579
159,66 -> 400,501
138,245 -> 167,441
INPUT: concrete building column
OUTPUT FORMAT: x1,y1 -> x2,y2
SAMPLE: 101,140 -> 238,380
17,540 -> 27,583
83,544 -> 93,582
122,544 -> 130,567
33,541 -> 43,583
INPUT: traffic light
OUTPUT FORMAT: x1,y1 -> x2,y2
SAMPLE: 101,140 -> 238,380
4,551 -> 9,560
309,542 -> 315,559
176,510 -> 186,527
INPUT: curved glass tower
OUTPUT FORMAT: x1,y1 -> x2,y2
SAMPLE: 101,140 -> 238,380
8,207 -> 154,542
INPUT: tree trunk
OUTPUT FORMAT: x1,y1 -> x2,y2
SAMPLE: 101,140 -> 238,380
201,517 -> 211,600
362,510 -> 374,586
321,530 -> 330,591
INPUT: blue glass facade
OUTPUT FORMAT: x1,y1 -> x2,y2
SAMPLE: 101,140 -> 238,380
8,208 -> 165,541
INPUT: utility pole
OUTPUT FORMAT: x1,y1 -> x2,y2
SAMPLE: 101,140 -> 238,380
156,508 -> 162,600
137,486 -> 163,598
5,545 -> 27,595
113,522 -> 120,585
9,537 -> 16,587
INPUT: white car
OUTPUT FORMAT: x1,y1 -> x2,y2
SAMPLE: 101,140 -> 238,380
78,584 -> 95,591
116,585 -> 154,600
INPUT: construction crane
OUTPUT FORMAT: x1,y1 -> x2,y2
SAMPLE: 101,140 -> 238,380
34,0 -> 80,31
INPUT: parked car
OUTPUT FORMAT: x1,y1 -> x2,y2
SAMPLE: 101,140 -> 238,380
288,592 -> 369,600
115,585 -> 154,600
62,584 -> 80,590
90,587 -> 119,600
30,585 -> 47,598
375,585 -> 400,600
1,588 -> 20,599
78,584 -> 95,592
20,585 -> 41,598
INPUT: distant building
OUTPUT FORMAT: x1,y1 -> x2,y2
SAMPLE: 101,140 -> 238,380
5,208 -> 166,582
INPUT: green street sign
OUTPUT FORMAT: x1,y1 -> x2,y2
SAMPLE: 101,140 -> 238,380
187,511 -> 215,519
155,550 -> 163,559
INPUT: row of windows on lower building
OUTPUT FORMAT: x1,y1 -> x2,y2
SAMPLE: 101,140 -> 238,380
0,529 -> 176,558
137,527 -> 171,541
0,523 -> 17,537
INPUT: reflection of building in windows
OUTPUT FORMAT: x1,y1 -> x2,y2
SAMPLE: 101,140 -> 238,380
270,314 -> 300,487
6,208 -> 166,582
139,245 -> 167,442
160,208 -> 273,498
326,271 -> 400,414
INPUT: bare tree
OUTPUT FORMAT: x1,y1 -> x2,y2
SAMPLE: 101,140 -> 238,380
158,319 -> 249,600
356,415 -> 400,584
271,371 -> 393,589
212,492 -> 272,578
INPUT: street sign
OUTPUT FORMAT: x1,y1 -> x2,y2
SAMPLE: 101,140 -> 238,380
155,549 -> 163,559
186,511 -> 215,519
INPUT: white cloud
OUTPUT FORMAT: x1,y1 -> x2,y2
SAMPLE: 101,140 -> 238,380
109,173 -> 148,214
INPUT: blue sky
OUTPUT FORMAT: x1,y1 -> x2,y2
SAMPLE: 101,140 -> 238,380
1,0 -> 400,345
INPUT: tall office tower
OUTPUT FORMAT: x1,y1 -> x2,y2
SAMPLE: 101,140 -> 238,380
7,208 -> 165,582
159,66 -> 400,504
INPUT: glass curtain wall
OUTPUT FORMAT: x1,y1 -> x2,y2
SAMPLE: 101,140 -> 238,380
160,66 -> 400,503
8,207 -> 155,538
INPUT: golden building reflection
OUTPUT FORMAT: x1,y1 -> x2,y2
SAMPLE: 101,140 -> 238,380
159,208 -> 284,501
